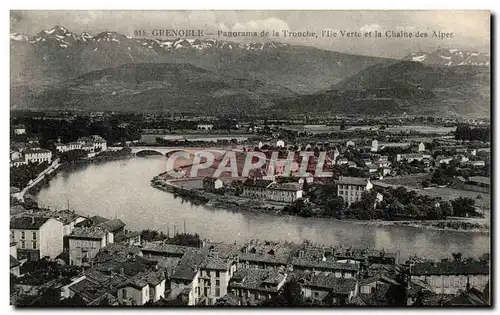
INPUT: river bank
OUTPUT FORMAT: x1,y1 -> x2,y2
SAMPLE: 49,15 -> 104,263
22,152 -> 133,200
150,175 -> 490,233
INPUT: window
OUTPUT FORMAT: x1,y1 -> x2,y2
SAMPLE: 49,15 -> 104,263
21,241 -> 25,249
215,288 -> 220,296
32,241 -> 37,249
255,292 -> 260,300
122,289 -> 128,299
21,231 -> 25,239
32,232 -> 37,240
204,288 -> 208,296
216,271 -> 220,278
216,280 -> 220,286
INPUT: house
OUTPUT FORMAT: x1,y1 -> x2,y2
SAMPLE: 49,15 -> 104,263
169,250 -> 208,305
115,231 -> 142,246
203,177 -> 224,192
97,219 -> 126,237
10,216 -> 64,260
435,155 -> 454,165
371,140 -> 379,152
241,179 -> 274,199
51,210 -> 87,236
276,140 -> 285,148
468,160 -> 485,167
197,253 -> 238,305
396,153 -> 426,163
346,140 -> 355,147
418,142 -> 426,152
197,124 -> 213,130
357,274 -> 401,305
229,268 -> 287,305
68,227 -> 114,266
336,177 -> 373,206
296,271 -> 358,305
266,182 -> 303,203
24,148 -> 52,164
13,124 -> 27,135
467,176 -> 490,189
409,260 -> 489,295
117,270 -> 166,305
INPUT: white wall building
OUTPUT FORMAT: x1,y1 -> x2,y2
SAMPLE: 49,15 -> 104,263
10,216 -> 64,261
336,177 -> 373,206
24,148 -> 52,164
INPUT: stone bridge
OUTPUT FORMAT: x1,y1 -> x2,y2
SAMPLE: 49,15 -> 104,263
130,146 -> 229,157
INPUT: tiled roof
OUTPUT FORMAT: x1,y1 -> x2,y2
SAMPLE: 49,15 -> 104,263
229,268 -> 286,293
411,261 -> 489,276
336,176 -> 370,186
69,227 -> 106,239
243,179 -> 274,188
10,216 -> 50,230
141,242 -> 192,255
115,231 -> 141,242
170,249 -> 208,281
98,218 -> 126,232
295,271 -> 357,294
291,258 -> 359,272
268,182 -> 303,191
200,255 -> 232,271
24,148 -> 51,154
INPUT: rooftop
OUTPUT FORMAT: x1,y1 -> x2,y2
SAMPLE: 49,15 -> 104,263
268,182 -> 303,192
468,176 -> 490,185
170,249 -> 208,281
69,227 -> 107,239
411,260 -> 489,276
97,218 -> 126,232
336,176 -> 370,186
295,271 -> 357,294
10,216 -> 51,230
243,179 -> 274,188
229,268 -> 286,293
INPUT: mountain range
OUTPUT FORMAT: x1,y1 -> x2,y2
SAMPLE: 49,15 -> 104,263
10,26 -> 490,116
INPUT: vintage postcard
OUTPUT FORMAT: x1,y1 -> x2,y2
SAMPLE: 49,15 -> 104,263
9,10 -> 490,307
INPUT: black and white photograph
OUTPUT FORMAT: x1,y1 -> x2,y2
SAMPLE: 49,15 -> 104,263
8,9 -> 491,307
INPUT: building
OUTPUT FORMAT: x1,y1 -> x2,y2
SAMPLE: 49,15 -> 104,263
336,177 -> 373,206
435,155 -> 454,165
68,227 -> 114,266
418,142 -> 426,152
396,153 -> 427,163
266,182 -> 303,203
115,231 -> 142,246
203,177 -> 224,192
10,216 -> 64,260
371,140 -> 379,152
197,124 -> 214,130
276,140 -> 285,148
241,179 -> 274,200
467,176 -> 490,189
24,148 -> 52,164
346,140 -> 355,147
117,271 -> 166,305
296,271 -> 359,305
228,268 -> 287,305
410,260 -> 489,295
13,124 -> 27,135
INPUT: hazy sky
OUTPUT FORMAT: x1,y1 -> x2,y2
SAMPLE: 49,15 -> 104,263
10,10 -> 490,58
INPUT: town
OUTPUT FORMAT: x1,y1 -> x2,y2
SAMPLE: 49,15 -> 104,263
9,110 -> 491,306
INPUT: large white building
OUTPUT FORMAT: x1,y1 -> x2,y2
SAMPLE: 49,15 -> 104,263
10,216 -> 64,261
24,148 -> 52,164
336,177 -> 373,206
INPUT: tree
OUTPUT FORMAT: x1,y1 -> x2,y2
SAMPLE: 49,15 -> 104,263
264,278 -> 305,306
452,252 -> 463,262
451,197 -> 479,217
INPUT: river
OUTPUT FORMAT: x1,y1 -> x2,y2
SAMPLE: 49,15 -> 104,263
35,156 -> 490,262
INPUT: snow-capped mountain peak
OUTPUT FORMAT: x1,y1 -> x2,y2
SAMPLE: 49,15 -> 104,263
403,49 -> 489,67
